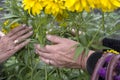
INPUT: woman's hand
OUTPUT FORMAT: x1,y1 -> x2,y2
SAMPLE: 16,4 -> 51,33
0,25 -> 33,63
35,35 -> 93,69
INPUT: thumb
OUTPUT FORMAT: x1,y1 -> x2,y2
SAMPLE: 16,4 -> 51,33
46,35 -> 64,43
0,31 -> 5,37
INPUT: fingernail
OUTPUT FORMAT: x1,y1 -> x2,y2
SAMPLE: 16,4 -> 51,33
0,31 -> 5,37
34,44 -> 37,47
30,31 -> 33,34
37,44 -> 41,48
26,39 -> 31,42
34,44 -> 39,49
35,49 -> 38,53
34,44 -> 38,54
22,24 -> 26,27
29,26 -> 32,29
45,45 -> 50,49
34,44 -> 39,48
35,50 -> 38,54
46,35 -> 52,39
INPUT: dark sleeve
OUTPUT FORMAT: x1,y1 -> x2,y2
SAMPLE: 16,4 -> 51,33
86,51 -> 103,75
103,38 -> 120,52
0,65 -> 3,72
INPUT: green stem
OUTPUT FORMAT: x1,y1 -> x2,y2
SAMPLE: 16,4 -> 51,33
48,69 -> 56,76
87,27 -> 101,48
34,15 -> 48,80
27,45 -> 33,80
45,64 -> 48,80
75,26 -> 80,42
38,23 -> 46,46
87,13 -> 105,48
75,12 -> 84,42
102,12 -> 105,35
80,11 -> 84,21
56,68 -> 61,79
31,69 -> 34,80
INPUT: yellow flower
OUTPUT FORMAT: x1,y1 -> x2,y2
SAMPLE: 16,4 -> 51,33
106,49 -> 119,54
81,0 -> 90,12
10,23 -> 20,29
44,0 -> 65,16
55,11 -> 68,21
22,0 -> 120,16
88,0 -> 119,12
65,0 -> 90,12
2,21 -> 20,34
87,0 -> 96,9
110,0 -> 120,7
92,0 -> 101,9
99,0 -> 117,12
23,0 -> 45,15
65,0 -> 83,12
65,0 -> 120,12
2,28 -> 7,34
4,20 -> 9,26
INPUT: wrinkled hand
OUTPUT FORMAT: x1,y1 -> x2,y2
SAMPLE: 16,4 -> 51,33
35,35 -> 93,69
0,25 -> 33,63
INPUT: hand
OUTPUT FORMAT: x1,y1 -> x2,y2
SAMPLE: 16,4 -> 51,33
35,35 -> 93,69
0,25 -> 33,63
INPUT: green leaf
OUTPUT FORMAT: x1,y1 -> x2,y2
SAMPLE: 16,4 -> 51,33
7,18 -> 21,28
74,45 -> 84,60
33,71 -> 41,80
0,14 -> 19,20
84,48 -> 89,56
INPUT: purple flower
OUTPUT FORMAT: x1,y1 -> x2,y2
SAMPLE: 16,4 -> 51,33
98,68 -> 106,78
117,62 -> 120,68
105,55 -> 113,63
116,62 -> 120,74
114,75 -> 120,80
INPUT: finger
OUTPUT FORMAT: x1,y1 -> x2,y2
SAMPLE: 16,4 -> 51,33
7,25 -> 26,37
0,39 -> 30,63
0,57 -> 7,63
9,39 -> 30,54
46,35 -> 67,44
40,53 -> 75,68
36,50 -> 53,60
45,44 -> 71,53
14,31 -> 33,44
40,57 -> 57,66
40,57 -> 50,64
45,45 -> 61,52
35,44 -> 50,53
10,27 -> 32,40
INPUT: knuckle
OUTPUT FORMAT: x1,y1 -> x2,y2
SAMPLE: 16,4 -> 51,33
54,54 -> 59,59
53,37 -> 57,41
53,48 -> 57,51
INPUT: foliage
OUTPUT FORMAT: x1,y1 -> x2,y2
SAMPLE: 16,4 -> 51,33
0,0 -> 120,80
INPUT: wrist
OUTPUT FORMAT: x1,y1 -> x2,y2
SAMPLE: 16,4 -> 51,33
76,50 -> 95,69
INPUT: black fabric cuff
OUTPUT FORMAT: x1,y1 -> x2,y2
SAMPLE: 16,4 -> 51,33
86,51 -> 103,75
0,65 -> 3,72
103,38 -> 120,52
